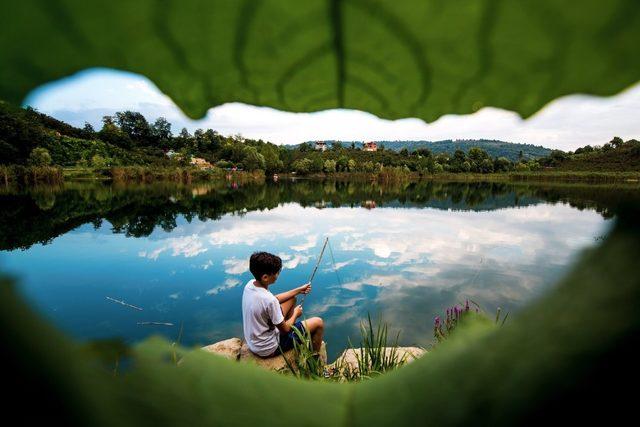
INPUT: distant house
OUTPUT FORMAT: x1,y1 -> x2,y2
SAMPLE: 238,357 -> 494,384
315,141 -> 327,151
363,141 -> 378,152
190,157 -> 213,169
165,150 -> 178,158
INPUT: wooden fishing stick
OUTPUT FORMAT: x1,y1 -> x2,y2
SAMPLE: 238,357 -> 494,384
300,237 -> 329,306
137,321 -> 174,326
106,296 -> 143,311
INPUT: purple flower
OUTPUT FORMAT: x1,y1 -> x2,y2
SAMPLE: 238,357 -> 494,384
434,316 -> 441,326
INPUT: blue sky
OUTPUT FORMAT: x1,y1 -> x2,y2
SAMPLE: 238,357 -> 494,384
24,68 -> 640,150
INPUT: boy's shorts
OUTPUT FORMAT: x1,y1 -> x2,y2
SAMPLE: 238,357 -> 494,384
270,320 -> 306,356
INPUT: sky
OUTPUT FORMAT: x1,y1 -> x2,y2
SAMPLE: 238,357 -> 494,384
24,68 -> 640,150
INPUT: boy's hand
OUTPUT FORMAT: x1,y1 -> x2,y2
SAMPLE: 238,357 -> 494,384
298,283 -> 312,294
294,305 -> 303,318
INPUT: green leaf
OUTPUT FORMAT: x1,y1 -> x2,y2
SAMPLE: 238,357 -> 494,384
1,1 -> 639,121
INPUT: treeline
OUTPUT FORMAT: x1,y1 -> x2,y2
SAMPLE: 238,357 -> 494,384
536,137 -> 640,171
302,139 -> 551,161
2,103 -> 637,176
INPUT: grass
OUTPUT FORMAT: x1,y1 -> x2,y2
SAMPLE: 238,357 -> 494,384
282,314 -> 410,382
0,164 -> 64,186
61,166 -> 266,184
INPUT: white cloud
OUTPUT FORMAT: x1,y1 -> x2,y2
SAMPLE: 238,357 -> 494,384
206,278 -> 242,295
139,235 -> 207,260
290,235 -> 318,252
222,258 -> 249,275
201,260 -> 213,270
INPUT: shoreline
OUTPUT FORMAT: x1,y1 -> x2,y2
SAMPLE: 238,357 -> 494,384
2,164 -> 640,187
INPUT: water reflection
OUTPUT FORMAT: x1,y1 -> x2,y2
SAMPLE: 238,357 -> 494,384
1,180 -> 634,359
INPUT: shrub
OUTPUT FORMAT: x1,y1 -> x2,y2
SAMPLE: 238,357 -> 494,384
28,147 -> 52,166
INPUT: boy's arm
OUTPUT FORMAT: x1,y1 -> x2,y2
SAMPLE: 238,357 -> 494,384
276,305 -> 303,333
275,283 -> 311,303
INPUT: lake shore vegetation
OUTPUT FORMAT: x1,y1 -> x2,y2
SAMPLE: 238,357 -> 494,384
2,103 -> 638,186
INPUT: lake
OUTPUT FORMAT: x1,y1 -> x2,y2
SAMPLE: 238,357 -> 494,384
1,179 -> 634,359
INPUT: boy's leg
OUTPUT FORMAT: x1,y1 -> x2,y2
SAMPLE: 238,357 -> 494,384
280,296 -> 296,318
302,317 -> 324,352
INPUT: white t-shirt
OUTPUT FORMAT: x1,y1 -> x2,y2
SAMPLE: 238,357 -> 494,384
242,280 -> 284,356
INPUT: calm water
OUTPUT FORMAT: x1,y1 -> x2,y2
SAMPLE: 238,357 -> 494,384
1,179 -> 633,359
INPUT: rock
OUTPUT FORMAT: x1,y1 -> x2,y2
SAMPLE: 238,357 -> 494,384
239,342 -> 297,372
201,337 -> 242,360
201,337 -> 328,373
332,346 -> 426,374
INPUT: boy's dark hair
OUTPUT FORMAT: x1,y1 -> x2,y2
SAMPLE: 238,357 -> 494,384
249,252 -> 282,281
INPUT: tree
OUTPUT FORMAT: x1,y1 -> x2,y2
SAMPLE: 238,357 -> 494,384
176,128 -> 192,150
292,158 -> 312,174
323,159 -> 336,173
260,145 -> 283,174
494,157 -> 512,172
83,122 -> 95,136
99,115 -> 129,148
310,156 -> 323,173
115,111 -> 152,144
298,142 -> 312,153
242,146 -> 266,171
28,147 -> 51,166
337,156 -> 349,172
610,136 -> 624,148
151,117 -> 172,147
90,154 -> 108,168
479,158 -> 494,173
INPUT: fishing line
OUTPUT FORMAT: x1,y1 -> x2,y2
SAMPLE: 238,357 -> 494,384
299,236 -> 344,308
327,237 -> 343,287
300,237 -> 329,306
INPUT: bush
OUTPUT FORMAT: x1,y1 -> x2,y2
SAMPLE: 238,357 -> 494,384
323,159 -> 337,173
28,147 -> 52,166
292,158 -> 312,174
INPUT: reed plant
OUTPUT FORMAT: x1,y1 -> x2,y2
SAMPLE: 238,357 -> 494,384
281,324 -> 326,380
0,165 -> 64,186
346,314 -> 407,380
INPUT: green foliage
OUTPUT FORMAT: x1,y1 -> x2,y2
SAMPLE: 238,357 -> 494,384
323,159 -> 337,173
343,314 -> 408,380
281,324 -> 326,380
2,2 -> 640,125
28,147 -> 51,166
241,146 -> 266,171
539,138 -> 640,172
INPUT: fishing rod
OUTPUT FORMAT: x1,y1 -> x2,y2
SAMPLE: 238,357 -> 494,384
299,236 -> 329,306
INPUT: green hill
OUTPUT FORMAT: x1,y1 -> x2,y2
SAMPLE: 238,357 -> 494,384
541,138 -> 640,172
300,140 -> 551,161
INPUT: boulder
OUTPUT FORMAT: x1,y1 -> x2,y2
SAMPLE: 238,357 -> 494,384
201,337 -> 242,360
239,342 -> 297,372
332,347 -> 426,374
201,337 -> 327,373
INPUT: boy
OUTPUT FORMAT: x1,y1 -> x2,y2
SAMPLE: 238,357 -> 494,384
242,251 -> 324,357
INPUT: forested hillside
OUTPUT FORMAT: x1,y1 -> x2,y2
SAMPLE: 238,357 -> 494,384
300,140 -> 551,161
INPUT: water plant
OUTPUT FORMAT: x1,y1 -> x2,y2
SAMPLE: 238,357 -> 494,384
281,323 -> 326,380
434,300 -> 508,343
